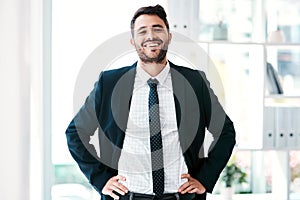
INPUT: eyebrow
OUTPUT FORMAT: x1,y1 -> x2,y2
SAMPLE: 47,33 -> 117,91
136,24 -> 164,32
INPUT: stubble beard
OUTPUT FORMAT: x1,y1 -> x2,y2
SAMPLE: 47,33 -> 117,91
136,42 -> 169,64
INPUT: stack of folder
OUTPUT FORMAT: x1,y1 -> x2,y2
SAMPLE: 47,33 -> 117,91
263,107 -> 300,149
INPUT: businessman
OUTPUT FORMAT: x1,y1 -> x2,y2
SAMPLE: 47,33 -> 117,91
66,4 -> 236,200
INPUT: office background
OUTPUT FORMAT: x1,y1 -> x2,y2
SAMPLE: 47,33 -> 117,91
1,0 -> 300,199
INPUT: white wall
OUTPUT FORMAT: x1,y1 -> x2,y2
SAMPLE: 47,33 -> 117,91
0,0 -> 31,199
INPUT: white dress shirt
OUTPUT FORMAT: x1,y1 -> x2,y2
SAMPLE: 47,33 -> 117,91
118,62 -> 188,194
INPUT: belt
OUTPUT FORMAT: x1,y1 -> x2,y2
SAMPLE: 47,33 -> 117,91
120,192 -> 195,200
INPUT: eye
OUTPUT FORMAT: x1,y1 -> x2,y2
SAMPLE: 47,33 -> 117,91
137,30 -> 147,35
153,27 -> 163,32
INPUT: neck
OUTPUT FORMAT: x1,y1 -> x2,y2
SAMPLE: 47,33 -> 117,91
139,58 -> 167,77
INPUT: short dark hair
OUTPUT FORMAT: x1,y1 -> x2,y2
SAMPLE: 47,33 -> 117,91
130,4 -> 169,35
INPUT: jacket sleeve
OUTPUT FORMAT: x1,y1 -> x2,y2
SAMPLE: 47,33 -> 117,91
65,72 -> 114,194
195,71 -> 236,193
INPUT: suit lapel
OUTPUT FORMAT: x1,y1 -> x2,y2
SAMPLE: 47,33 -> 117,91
170,66 -> 187,152
170,66 -> 184,130
111,64 -> 137,133
170,62 -> 200,154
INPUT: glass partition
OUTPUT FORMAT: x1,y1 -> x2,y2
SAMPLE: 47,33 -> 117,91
266,45 -> 300,96
198,0 -> 254,42
266,0 -> 300,43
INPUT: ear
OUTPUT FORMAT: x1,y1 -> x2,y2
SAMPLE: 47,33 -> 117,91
168,32 -> 172,44
130,38 -> 135,46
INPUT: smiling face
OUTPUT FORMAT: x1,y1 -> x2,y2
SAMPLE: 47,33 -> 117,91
131,14 -> 172,64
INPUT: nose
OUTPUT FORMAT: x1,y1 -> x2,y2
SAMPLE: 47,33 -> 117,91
146,28 -> 155,40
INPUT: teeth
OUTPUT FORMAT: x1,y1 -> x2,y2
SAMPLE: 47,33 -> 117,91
149,43 -> 159,47
143,43 -> 160,47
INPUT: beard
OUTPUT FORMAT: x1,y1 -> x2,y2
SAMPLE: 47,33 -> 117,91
136,39 -> 169,64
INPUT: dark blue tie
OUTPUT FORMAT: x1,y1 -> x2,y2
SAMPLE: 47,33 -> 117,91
147,78 -> 164,197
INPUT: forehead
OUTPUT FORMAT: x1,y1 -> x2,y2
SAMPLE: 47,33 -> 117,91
134,14 -> 166,29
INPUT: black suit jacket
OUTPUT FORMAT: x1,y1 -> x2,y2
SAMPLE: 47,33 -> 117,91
66,61 -> 236,200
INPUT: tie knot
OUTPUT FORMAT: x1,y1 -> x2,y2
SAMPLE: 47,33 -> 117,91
147,78 -> 159,88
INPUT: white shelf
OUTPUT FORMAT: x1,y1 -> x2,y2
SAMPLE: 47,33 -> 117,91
265,96 -> 300,107
207,193 -> 300,200
265,95 -> 300,99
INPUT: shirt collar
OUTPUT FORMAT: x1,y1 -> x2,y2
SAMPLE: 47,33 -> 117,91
136,61 -> 170,86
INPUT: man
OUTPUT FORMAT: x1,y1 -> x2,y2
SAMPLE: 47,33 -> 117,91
66,4 -> 235,200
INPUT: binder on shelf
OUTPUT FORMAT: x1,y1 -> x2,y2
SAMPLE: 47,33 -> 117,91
286,107 -> 297,148
275,107 -> 287,149
263,107 -> 275,149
